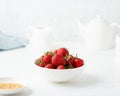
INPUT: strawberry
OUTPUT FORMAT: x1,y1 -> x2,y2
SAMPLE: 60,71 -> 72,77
66,55 -> 74,64
73,58 -> 84,68
38,63 -> 45,67
57,48 -> 69,57
45,64 -> 54,69
57,65 -> 65,69
43,54 -> 51,64
52,54 -> 66,66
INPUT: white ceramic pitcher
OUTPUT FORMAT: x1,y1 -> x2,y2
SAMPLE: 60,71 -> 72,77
77,16 -> 120,51
28,26 -> 53,51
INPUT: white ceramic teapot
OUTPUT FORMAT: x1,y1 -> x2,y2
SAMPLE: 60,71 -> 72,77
77,16 -> 120,51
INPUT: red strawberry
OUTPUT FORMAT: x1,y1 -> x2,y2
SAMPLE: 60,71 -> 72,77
38,63 -> 45,67
52,54 -> 66,66
43,54 -> 51,64
57,48 -> 69,57
73,58 -> 84,68
45,64 -> 54,69
57,65 -> 65,69
66,55 -> 74,64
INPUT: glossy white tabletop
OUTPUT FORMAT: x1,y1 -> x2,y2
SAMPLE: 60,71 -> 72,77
0,42 -> 120,96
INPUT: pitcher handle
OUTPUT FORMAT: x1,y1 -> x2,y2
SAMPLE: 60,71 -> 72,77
111,23 -> 120,35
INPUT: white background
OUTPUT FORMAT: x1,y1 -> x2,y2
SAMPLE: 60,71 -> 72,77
0,1 -> 120,95
0,0 -> 120,41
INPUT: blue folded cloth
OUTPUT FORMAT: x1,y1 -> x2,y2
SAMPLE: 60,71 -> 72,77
0,31 -> 30,50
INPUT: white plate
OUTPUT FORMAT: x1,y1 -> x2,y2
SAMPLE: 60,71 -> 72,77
0,77 -> 26,94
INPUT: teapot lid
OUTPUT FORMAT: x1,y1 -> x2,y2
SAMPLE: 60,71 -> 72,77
87,15 -> 111,28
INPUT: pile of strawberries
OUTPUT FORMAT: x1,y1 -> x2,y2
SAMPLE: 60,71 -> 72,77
36,48 -> 84,69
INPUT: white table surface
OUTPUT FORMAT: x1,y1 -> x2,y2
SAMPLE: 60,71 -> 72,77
0,41 -> 120,96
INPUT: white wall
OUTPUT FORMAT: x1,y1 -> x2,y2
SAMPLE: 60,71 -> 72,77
0,0 -> 120,41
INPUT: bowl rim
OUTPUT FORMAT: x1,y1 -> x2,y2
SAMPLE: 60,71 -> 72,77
34,59 -> 85,71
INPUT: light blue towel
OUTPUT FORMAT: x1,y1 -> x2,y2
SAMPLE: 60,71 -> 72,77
0,31 -> 30,50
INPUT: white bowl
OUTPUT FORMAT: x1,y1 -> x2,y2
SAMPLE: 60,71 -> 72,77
0,77 -> 26,94
34,59 -> 84,82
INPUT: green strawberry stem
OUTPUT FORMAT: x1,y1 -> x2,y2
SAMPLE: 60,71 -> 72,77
75,54 -> 78,58
65,63 -> 73,69
44,51 -> 50,55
